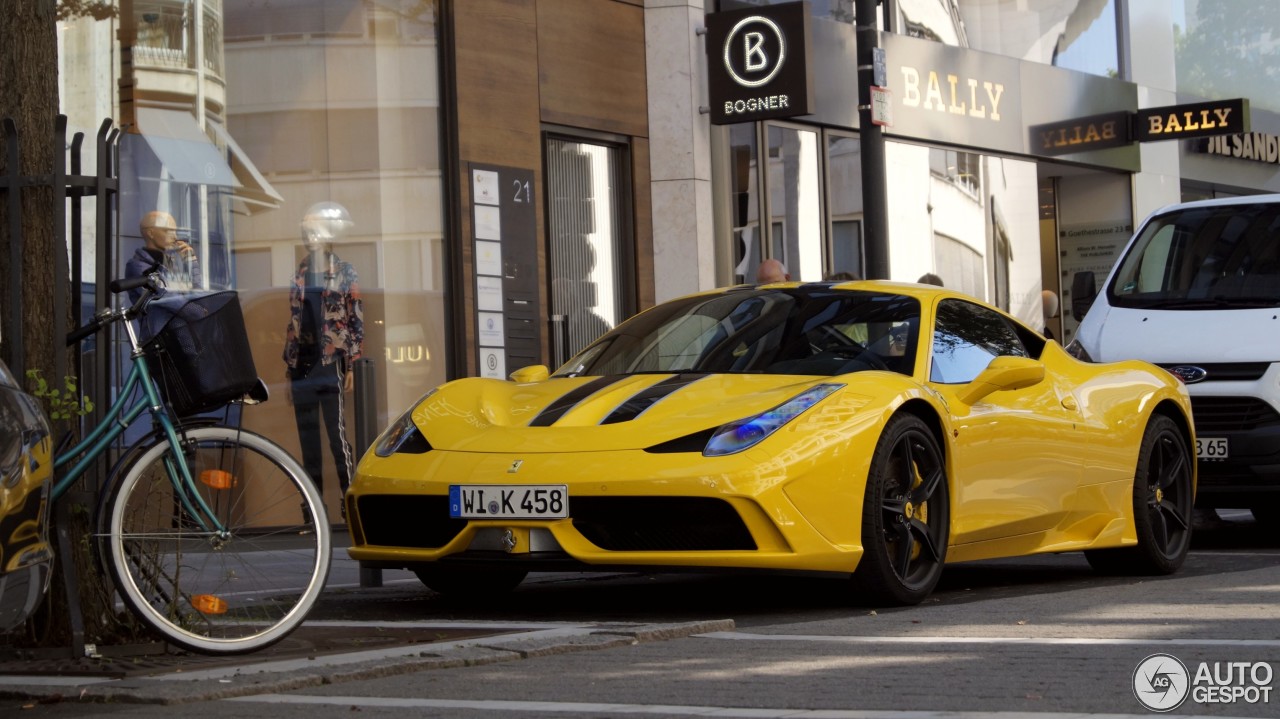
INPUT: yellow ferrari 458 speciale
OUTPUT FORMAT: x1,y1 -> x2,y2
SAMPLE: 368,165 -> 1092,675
347,282 -> 1195,605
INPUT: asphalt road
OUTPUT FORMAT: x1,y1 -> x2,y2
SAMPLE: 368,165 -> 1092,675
5,509 -> 1279,718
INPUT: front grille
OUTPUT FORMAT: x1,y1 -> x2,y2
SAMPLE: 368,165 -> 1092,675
1190,396 -> 1280,432
571,497 -> 756,551
356,495 -> 466,549
1158,362 -> 1269,382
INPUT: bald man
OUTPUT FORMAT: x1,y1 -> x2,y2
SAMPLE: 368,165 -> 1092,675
756,258 -> 790,283
125,211 -> 199,299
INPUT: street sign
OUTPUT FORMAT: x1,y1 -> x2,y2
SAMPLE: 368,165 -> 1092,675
870,85 -> 892,127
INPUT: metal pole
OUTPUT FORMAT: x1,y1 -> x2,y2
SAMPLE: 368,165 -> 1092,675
856,0 -> 890,280
352,357 -> 382,587
52,117 -> 68,386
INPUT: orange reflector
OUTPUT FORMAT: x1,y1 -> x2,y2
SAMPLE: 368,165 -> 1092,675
200,469 -> 234,490
192,594 -> 228,615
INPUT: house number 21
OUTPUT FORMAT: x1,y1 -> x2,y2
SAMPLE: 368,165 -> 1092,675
512,179 -> 531,203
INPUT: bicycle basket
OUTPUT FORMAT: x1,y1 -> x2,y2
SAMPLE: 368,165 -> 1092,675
143,291 -> 259,417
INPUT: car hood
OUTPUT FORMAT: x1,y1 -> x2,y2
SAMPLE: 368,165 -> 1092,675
1097,307 -> 1280,364
411,372 -> 870,453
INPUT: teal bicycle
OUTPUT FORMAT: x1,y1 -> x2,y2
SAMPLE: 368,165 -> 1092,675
55,271 -> 330,655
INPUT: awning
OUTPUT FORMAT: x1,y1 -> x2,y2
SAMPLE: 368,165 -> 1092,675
209,122 -> 284,211
134,107 -> 237,187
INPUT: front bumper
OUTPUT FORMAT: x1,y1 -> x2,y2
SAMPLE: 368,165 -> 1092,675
1190,394 -> 1280,503
345,446 -> 869,575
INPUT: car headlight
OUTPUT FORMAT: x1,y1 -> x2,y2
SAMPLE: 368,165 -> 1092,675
373,391 -> 436,457
703,384 -> 843,457
1064,339 -> 1093,362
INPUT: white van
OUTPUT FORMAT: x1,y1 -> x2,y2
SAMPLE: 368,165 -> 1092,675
1068,194 -> 1280,523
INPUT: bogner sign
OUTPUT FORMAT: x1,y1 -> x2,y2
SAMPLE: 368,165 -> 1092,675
705,1 -> 814,125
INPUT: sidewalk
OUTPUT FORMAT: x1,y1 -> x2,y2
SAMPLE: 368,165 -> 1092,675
1,530 -> 737,705
0,617 -> 734,705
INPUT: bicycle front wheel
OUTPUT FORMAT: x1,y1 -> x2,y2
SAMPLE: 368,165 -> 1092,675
103,426 -> 331,654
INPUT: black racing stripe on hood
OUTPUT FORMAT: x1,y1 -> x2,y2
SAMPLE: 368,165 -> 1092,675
600,373 -> 709,425
529,375 -> 628,427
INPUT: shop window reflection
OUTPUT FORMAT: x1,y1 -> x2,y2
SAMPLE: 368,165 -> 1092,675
729,124 -> 762,284
766,124 -> 823,283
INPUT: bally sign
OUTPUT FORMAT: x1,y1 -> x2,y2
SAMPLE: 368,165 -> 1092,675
1133,98 -> 1249,142
705,1 -> 814,125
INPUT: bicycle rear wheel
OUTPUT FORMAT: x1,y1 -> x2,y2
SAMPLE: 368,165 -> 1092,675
102,426 -> 331,654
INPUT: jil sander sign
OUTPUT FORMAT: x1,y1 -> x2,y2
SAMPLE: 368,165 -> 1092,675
705,1 -> 814,125
1198,131 -> 1280,165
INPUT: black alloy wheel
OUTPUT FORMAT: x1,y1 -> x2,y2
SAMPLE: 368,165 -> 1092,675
1086,414 -> 1193,575
851,413 -> 949,605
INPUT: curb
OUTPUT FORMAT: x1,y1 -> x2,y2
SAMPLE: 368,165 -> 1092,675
0,619 -> 735,706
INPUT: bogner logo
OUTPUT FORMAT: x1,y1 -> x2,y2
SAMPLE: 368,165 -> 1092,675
705,1 -> 812,125
723,15 -> 787,89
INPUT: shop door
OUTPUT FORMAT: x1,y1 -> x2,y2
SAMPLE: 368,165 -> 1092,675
544,136 -> 631,366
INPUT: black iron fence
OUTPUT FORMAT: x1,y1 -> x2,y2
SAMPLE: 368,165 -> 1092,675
1,115 -> 120,410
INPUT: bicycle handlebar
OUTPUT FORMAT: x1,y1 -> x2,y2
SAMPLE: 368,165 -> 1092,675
108,273 -> 155,295
65,315 -> 105,346
66,268 -> 165,346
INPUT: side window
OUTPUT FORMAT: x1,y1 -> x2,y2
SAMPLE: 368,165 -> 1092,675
930,300 -> 1028,384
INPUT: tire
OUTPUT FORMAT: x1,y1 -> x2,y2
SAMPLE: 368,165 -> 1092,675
414,566 -> 528,599
103,426 -> 331,655
851,413 -> 949,605
1085,414 -> 1193,575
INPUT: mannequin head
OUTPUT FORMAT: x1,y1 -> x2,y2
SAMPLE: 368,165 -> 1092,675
140,211 -> 179,252
300,201 -> 353,253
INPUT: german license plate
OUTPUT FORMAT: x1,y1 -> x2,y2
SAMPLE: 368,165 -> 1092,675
449,485 -> 568,519
1196,437 -> 1228,460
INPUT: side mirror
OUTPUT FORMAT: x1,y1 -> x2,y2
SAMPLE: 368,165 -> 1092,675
509,364 -> 550,383
956,356 -> 1046,405
1070,271 -> 1096,321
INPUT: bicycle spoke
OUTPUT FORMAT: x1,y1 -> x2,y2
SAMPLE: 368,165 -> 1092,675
105,427 -> 330,653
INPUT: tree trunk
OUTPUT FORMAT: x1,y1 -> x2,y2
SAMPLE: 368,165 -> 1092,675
1,0 -> 144,650
0,0 -> 60,377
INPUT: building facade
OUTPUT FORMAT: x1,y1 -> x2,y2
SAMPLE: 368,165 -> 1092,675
50,0 -> 1280,520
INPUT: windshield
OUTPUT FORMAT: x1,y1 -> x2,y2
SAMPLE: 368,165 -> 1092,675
1108,202 -> 1280,309
554,289 -> 921,377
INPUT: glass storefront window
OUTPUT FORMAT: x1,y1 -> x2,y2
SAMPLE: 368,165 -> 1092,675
766,124 -> 823,282
934,234 -> 984,298
727,126 -> 862,284
1173,0 -> 1280,114
826,133 -> 863,279
222,0 -> 445,521
729,124 -> 763,284
58,0 -> 446,524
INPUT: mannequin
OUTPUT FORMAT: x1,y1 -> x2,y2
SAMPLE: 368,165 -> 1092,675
282,202 -> 363,522
125,211 -> 199,300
